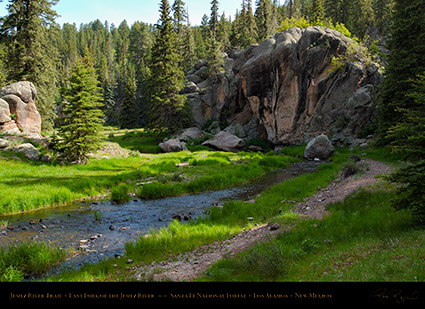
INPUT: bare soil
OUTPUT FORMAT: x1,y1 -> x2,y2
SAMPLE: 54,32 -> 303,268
129,158 -> 393,282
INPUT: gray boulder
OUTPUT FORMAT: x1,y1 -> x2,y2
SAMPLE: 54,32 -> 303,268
12,143 -> 40,161
159,139 -> 187,153
304,134 -> 335,160
176,127 -> 202,142
202,131 -> 246,153
181,81 -> 200,94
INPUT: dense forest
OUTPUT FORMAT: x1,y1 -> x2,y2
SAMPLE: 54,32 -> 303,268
0,0 -> 395,132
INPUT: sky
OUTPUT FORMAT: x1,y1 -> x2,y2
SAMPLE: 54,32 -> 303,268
0,0 -> 258,27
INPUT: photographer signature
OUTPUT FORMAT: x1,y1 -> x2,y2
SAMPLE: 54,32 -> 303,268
370,288 -> 420,304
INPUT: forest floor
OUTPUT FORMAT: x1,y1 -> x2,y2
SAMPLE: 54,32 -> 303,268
129,158 -> 393,282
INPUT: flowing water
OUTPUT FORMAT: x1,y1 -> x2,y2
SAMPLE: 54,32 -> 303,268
0,160 -> 320,277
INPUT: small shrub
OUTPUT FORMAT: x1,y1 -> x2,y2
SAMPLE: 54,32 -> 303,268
341,162 -> 362,178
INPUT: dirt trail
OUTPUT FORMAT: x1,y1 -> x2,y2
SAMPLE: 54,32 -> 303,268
129,158 -> 393,282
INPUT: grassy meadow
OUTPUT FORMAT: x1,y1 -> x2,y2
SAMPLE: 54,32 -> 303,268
1,127 -> 424,283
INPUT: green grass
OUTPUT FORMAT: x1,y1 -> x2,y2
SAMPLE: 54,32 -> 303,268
0,137 -> 299,215
3,131 -> 420,283
0,241 -> 68,282
198,189 -> 424,282
105,127 -> 167,154
135,151 -> 299,200
0,156 -> 147,214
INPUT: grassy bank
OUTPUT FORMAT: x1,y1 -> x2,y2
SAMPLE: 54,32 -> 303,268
0,146 -> 298,215
45,145 -> 424,283
46,147 -> 353,281
198,189 -> 424,282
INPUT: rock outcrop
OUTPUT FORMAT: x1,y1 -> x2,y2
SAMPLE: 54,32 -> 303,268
0,81 -> 42,136
183,26 -> 383,149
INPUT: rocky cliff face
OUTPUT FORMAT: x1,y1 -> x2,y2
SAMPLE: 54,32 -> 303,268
184,26 -> 383,148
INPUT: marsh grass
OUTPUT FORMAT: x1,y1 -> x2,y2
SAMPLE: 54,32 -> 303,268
0,241 -> 68,282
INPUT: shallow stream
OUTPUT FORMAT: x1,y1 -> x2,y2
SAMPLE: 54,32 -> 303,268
0,160 -> 320,277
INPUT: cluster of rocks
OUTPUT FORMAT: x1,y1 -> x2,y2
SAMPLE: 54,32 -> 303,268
159,126 -> 261,154
183,26 -> 383,152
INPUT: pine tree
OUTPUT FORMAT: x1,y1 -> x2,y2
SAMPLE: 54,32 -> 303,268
255,0 -> 273,41
206,0 -> 224,78
57,53 -> 104,165
119,66 -> 138,129
307,0 -> 325,23
172,0 -> 188,34
233,0 -> 258,48
0,0 -> 60,131
181,17 -> 197,71
148,0 -> 191,132
378,0 -> 425,141
373,0 -> 394,35
386,74 -> 425,225
217,12 -> 231,51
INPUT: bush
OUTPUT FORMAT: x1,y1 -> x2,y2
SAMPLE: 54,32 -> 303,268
277,17 -> 352,38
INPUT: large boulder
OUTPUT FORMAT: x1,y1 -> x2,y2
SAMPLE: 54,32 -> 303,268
304,134 -> 335,160
0,81 -> 42,135
202,131 -> 246,153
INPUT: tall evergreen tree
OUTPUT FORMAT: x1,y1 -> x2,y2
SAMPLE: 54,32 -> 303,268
255,0 -> 273,41
57,53 -> 104,165
172,0 -> 188,34
217,12 -> 231,51
378,0 -> 425,141
307,0 -> 325,23
209,0 -> 220,38
386,74 -> 425,225
148,0 -> 191,132
119,66 -> 138,129
233,0 -> 258,48
0,0 -> 60,131
373,0 -> 393,35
